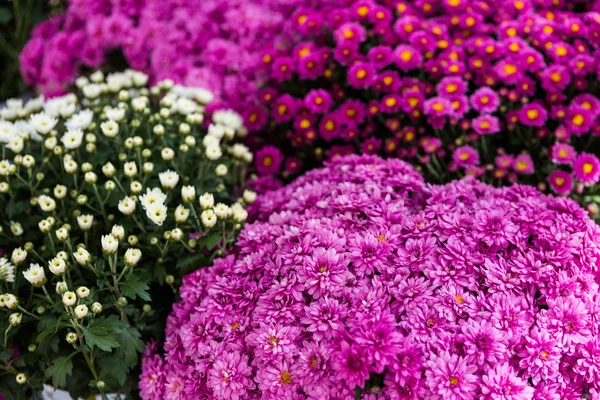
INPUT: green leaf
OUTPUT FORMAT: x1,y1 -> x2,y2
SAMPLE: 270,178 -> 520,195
198,232 -> 222,249
176,252 -> 206,273
120,281 -> 151,301
45,356 -> 73,388
116,326 -> 144,366
0,8 -> 12,24
80,316 -> 123,352
98,355 -> 128,387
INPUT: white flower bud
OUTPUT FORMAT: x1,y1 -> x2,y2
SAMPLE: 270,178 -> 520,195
106,107 -> 125,122
74,247 -> 91,265
9,313 -> 22,326
16,373 -> 27,385
201,209 -> 217,228
74,304 -> 88,319
44,136 -> 57,150
84,172 -> 97,183
214,203 -> 232,220
62,291 -> 77,307
4,294 -> 18,309
23,263 -> 46,287
64,158 -> 78,174
123,161 -> 137,177
66,332 -> 78,344
133,136 -> 143,147
171,228 -> 183,241
232,204 -> 248,223
118,196 -> 136,215
56,281 -> 68,295
181,185 -> 196,202
22,154 -> 35,169
124,248 -> 142,266
184,136 -> 196,147
105,180 -> 116,191
143,162 -> 154,174
175,205 -> 190,223
11,248 -> 27,265
56,227 -> 69,241
102,162 -> 116,178
199,193 -> 214,210
57,251 -> 68,261
54,184 -> 67,199
76,286 -> 90,299
179,123 -> 190,134
130,181 -> 142,194
10,221 -> 23,236
243,190 -> 257,204
111,225 -> 125,241
161,147 -> 175,161
101,234 -> 119,254
77,214 -> 94,231
215,164 -> 228,177
38,195 -> 56,212
38,219 -> 51,233
91,302 -> 103,314
7,136 -> 24,153
0,182 -> 9,193
153,124 -> 165,136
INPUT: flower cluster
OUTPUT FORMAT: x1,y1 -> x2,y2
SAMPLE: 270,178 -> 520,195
140,155 -> 600,399
245,0 -> 600,217
18,0 -> 341,108
0,70 -> 252,398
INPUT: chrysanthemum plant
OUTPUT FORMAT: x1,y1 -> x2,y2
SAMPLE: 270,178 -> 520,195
245,0 -> 600,220
0,70 -> 254,398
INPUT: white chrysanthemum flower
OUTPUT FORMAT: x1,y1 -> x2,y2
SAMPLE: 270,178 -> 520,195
43,96 -> 68,117
215,164 -> 228,177
214,203 -> 232,219
48,257 -> 66,276
74,304 -> 89,319
199,193 -> 214,210
61,129 -> 84,149
29,112 -> 58,135
6,98 -> 23,110
100,120 -> 119,137
158,170 -> 180,189
232,203 -> 248,223
173,97 -> 197,115
124,248 -> 142,266
212,109 -> 243,131
73,247 -> 91,265
101,234 -> 119,254
145,203 -> 168,226
23,263 -> 46,286
207,124 -> 226,139
65,109 -> 93,131
202,135 -> 220,148
181,185 -> 195,202
111,225 -> 125,240
77,214 -> 94,231
82,83 -> 102,99
205,145 -> 222,161
0,121 -> 15,143
6,136 -> 24,153
118,196 -> 137,215
201,209 -> 217,228
131,97 -> 148,112
123,161 -> 137,177
24,95 -> 44,114
0,258 -> 15,282
0,107 -> 17,120
59,102 -> 77,118
106,107 -> 126,122
175,205 -> 190,223
38,195 -> 56,212
231,143 -> 251,159
131,71 -> 149,87
62,291 -> 77,307
243,190 -> 257,204
11,248 -> 27,265
76,286 -> 90,299
139,187 -> 167,210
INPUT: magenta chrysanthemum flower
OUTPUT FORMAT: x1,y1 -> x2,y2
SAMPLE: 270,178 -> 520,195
393,44 -> 423,72
519,103 -> 548,128
472,115 -> 500,135
425,352 -> 478,400
550,143 -> 576,165
548,170 -> 573,195
480,363 -> 535,400
470,86 -> 500,114
348,62 -> 376,89
141,155 -> 600,399
453,146 -> 480,167
513,154 -> 534,175
255,146 -> 283,176
304,89 -> 333,114
573,152 -> 600,185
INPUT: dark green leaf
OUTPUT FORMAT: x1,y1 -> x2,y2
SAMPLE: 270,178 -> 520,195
198,232 -> 222,249
98,355 -> 128,387
45,356 -> 73,388
116,326 -> 145,366
80,316 -> 123,352
176,252 -> 205,273
0,8 -> 11,24
120,281 -> 151,301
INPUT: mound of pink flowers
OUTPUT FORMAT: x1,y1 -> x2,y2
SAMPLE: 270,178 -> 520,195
140,155 -> 600,399
19,0 -> 341,106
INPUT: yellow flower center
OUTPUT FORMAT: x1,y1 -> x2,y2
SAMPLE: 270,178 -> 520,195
280,372 -> 293,384
527,109 -> 539,120
385,98 -> 397,107
555,177 -> 564,186
572,114 -> 584,126
449,376 -> 459,385
583,163 -> 594,174
263,156 -> 273,167
400,51 -> 413,61
503,64 -> 517,75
